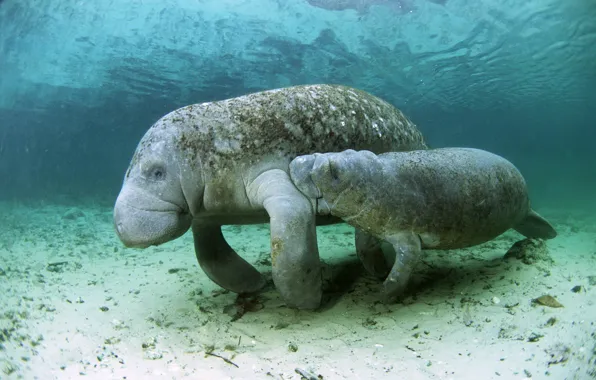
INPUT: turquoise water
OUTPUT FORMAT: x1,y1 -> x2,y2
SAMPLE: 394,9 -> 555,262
1,1 -> 595,379
1,0 -> 594,206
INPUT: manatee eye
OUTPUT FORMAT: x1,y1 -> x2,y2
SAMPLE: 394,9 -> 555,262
148,166 -> 166,181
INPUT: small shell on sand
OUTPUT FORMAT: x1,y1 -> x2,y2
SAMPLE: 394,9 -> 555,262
533,295 -> 564,308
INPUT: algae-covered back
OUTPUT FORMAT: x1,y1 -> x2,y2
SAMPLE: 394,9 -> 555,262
135,84 -> 427,171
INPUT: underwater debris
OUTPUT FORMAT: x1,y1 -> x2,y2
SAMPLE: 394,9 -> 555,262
104,337 -> 121,345
167,267 -> 185,274
141,337 -> 157,350
497,324 -> 521,340
142,337 -> 163,360
295,367 -> 322,380
571,285 -> 584,293
504,302 -> 520,315
504,238 -> 553,265
46,261 -> 82,273
532,295 -> 564,308
147,313 -> 173,328
224,337 -> 240,352
111,319 -> 128,330
545,343 -> 571,365
211,289 -> 230,297
204,344 -> 238,368
205,351 -> 238,367
273,322 -> 290,330
144,350 -> 163,360
544,317 -> 558,327
45,261 -> 69,272
362,316 -> 378,329
62,208 -> 85,220
2,360 -> 17,376
527,332 -> 544,342
223,294 -> 264,322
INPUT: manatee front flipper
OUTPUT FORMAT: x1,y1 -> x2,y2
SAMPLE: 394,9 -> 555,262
514,209 -> 557,239
247,169 -> 322,310
383,232 -> 422,303
355,229 -> 391,279
193,222 -> 266,294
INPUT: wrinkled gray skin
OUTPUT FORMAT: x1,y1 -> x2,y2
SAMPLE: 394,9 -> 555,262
289,148 -> 557,302
113,84 -> 427,310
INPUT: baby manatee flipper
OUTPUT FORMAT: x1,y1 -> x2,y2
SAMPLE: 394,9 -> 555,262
193,222 -> 266,294
247,169 -> 322,310
513,209 -> 557,239
355,229 -> 391,279
383,232 -> 422,303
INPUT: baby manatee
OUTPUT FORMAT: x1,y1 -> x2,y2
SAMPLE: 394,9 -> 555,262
290,148 -> 557,302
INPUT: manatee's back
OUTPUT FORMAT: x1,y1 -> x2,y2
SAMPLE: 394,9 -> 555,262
301,148 -> 530,249
159,84 -> 427,174
378,148 -> 530,248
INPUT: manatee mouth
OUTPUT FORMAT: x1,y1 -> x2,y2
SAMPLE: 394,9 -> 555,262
113,188 -> 191,248
116,200 -> 186,214
114,208 -> 191,248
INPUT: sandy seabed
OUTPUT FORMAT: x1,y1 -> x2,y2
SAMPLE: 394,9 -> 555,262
0,201 -> 595,380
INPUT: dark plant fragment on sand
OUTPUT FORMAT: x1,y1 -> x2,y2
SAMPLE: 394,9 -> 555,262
223,294 -> 264,322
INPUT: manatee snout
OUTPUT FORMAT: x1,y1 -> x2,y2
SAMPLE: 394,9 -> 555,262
289,153 -> 324,199
290,150 -> 370,199
290,152 -> 341,193
310,153 -> 342,190
310,150 -> 371,193
113,186 -> 192,248
289,153 -> 340,216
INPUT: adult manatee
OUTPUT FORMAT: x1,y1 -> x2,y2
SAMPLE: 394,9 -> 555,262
113,84 -> 427,309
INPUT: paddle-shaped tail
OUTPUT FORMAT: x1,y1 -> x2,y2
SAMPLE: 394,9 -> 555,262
514,209 -> 557,239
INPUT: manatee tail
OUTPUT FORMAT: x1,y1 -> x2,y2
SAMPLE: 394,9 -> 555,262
514,209 -> 557,239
